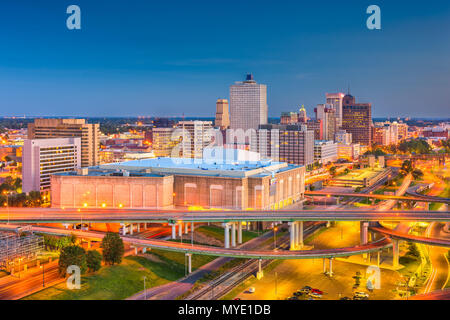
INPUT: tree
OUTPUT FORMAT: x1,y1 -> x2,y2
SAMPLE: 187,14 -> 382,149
86,250 -> 102,272
329,166 -> 337,176
101,232 -> 124,265
406,242 -> 420,258
412,169 -> 424,180
58,245 -> 87,276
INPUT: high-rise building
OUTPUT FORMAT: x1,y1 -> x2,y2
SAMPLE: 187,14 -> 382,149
306,119 -> 323,140
176,121 -> 213,159
280,112 -> 298,125
315,104 -> 337,141
152,127 -> 179,157
298,105 -> 308,123
215,99 -> 230,130
326,93 -> 345,127
341,94 -> 372,146
22,138 -> 81,193
28,119 -> 99,168
230,74 -> 268,131
251,124 -> 314,167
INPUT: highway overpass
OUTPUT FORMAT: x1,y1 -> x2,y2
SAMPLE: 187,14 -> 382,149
305,191 -> 450,204
0,208 -> 449,224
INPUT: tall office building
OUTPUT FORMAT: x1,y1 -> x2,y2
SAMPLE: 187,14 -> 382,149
315,104 -> 337,141
341,94 -> 372,146
215,99 -> 230,130
230,74 -> 268,131
22,138 -> 81,193
251,124 -> 314,167
176,121 -> 213,159
326,93 -> 345,127
28,119 -> 100,168
297,105 -> 308,123
152,127 -> 179,157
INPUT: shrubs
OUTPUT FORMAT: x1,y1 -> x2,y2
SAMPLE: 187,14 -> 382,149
101,232 -> 125,265
58,245 -> 87,276
86,250 -> 102,272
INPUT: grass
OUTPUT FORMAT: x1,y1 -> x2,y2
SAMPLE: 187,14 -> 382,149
429,183 -> 450,211
22,255 -> 184,300
149,248 -> 216,272
196,225 -> 260,243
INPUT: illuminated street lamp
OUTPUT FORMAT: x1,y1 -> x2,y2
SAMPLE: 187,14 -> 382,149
40,264 -> 45,287
273,226 -> 278,249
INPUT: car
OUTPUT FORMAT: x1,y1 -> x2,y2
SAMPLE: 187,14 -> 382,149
248,287 -> 256,293
309,292 -> 322,299
293,291 -> 303,297
311,288 -> 324,295
353,291 -> 369,299
233,298 -> 241,300
340,296 -> 351,300
299,286 -> 312,293
286,296 -> 299,300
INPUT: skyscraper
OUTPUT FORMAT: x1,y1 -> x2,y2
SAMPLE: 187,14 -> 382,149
315,104 -> 337,141
251,124 -> 314,167
22,137 -> 81,193
28,119 -> 100,168
230,74 -> 268,131
326,93 -> 345,127
176,120 -> 213,159
215,99 -> 230,130
341,94 -> 372,146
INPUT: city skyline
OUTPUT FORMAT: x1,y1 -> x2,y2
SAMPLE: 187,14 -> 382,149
0,1 -> 449,118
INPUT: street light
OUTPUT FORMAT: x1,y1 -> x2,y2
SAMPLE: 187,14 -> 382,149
143,276 -> 147,300
273,226 -> 278,250
40,264 -> 45,287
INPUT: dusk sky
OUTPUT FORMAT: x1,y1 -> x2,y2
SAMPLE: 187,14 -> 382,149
0,0 -> 449,118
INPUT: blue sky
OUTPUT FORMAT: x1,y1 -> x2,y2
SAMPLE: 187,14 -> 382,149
0,0 -> 449,118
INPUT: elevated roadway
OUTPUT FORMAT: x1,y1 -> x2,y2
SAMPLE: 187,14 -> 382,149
370,225 -> 450,248
0,208 -> 449,224
305,191 -> 450,204
0,224 -> 392,260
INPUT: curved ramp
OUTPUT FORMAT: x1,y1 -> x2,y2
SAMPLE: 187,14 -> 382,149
370,226 -> 450,248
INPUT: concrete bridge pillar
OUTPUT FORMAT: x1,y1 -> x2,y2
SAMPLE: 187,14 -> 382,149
297,221 -> 304,249
178,222 -> 182,238
377,251 -> 381,267
237,222 -> 242,244
224,223 -> 231,249
360,221 -> 369,245
231,223 -> 237,247
130,224 -> 134,235
392,239 -> 399,269
191,222 -> 195,233
323,258 -> 326,274
328,258 -> 334,277
170,224 -> 176,239
185,222 -> 189,234
186,253 -> 192,274
137,223 -> 141,233
289,222 -> 296,250
142,247 -> 147,253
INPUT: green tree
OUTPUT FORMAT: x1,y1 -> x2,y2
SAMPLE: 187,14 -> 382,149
101,232 -> 125,265
86,250 -> 102,272
58,245 -> 87,276
329,166 -> 337,176
406,242 -> 420,258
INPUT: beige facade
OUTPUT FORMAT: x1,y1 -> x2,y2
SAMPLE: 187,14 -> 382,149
215,99 -> 230,130
28,119 -> 100,168
51,174 -> 173,209
173,165 -> 305,210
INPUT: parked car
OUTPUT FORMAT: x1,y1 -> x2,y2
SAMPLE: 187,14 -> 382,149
309,292 -> 322,299
340,296 -> 351,300
293,291 -> 303,297
311,288 -> 324,295
286,296 -> 299,300
299,286 -> 312,293
248,287 -> 256,293
353,291 -> 369,300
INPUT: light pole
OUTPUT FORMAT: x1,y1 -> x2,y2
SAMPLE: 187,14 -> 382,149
40,264 -> 45,287
275,271 -> 278,299
3,190 -> 10,224
273,226 -> 278,250
143,276 -> 147,300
